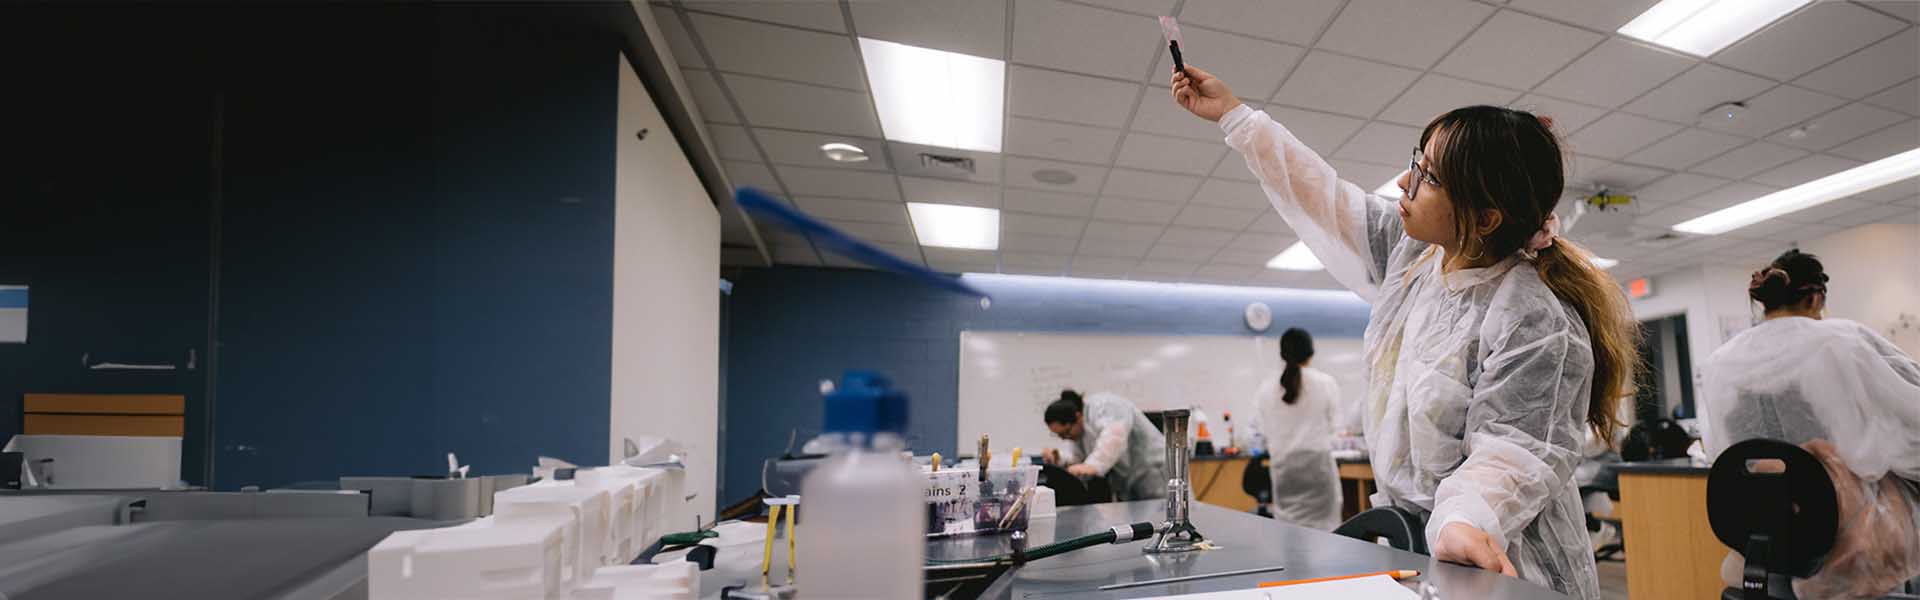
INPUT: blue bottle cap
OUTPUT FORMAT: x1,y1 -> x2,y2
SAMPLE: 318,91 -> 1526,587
824,370 -> 909,435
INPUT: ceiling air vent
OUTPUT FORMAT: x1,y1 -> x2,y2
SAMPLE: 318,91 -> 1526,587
919,153 -> 976,176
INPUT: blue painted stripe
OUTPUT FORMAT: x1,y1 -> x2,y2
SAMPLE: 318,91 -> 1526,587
0,288 -> 26,309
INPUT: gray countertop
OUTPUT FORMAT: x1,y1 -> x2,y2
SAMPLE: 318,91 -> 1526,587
1611,458 -> 1710,475
930,500 -> 1570,599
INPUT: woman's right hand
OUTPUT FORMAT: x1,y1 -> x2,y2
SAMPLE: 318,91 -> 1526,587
1171,66 -> 1241,122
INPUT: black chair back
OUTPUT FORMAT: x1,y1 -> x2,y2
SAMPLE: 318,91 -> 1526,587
1333,505 -> 1428,555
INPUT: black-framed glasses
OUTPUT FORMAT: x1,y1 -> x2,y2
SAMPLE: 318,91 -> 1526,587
1408,149 -> 1440,200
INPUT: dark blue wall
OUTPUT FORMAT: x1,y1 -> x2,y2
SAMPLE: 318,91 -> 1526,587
719,267 -> 1370,505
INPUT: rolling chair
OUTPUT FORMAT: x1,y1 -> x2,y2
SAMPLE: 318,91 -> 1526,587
1240,454 -> 1272,518
1333,505 -> 1429,556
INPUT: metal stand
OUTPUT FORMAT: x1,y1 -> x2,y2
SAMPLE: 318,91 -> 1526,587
1145,409 -> 1205,554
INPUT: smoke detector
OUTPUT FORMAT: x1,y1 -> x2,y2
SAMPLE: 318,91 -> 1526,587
1699,101 -> 1748,126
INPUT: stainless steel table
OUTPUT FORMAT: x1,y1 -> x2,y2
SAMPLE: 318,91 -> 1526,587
931,501 -> 1571,599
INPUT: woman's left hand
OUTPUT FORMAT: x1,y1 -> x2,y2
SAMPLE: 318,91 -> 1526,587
1433,522 -> 1518,577
1066,464 -> 1099,478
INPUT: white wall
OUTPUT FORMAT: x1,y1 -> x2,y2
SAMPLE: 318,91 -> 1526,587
612,51 -> 721,520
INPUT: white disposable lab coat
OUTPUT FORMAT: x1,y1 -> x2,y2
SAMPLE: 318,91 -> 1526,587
1220,105 -> 1602,599
1256,367 -> 1343,530
1074,392 -> 1169,501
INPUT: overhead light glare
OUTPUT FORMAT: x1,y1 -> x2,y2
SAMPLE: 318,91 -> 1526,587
907,202 -> 1000,250
1618,0 -> 1811,57
819,142 -> 870,163
859,37 -> 1004,153
1266,241 -> 1323,271
1592,257 -> 1620,269
1674,147 -> 1920,235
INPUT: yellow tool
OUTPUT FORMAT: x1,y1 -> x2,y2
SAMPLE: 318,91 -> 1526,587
1010,447 -> 1022,469
785,498 -> 797,579
760,503 -> 781,584
931,452 -> 942,472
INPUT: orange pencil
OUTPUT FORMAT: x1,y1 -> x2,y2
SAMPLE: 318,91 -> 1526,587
1258,569 -> 1419,588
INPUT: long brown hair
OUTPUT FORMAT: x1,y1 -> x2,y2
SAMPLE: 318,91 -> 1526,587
1419,106 -> 1640,446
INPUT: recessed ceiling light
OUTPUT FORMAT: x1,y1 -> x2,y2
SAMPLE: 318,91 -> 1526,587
1618,0 -> 1811,57
1593,257 -> 1620,269
907,202 -> 1000,250
820,142 -> 870,163
1266,241 -> 1323,271
1674,146 -> 1920,235
1032,168 -> 1079,186
859,38 -> 1004,153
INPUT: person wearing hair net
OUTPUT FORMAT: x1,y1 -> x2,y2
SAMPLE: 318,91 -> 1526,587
1042,390 -> 1168,501
1702,249 -> 1920,597
1174,66 -> 1645,600
1256,327 -> 1344,530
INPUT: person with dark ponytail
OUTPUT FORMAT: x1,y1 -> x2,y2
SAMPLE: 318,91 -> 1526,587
1701,249 -> 1920,595
1254,328 -> 1343,529
1040,388 -> 1168,501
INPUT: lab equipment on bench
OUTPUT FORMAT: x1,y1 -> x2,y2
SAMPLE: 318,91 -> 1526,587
1145,409 -> 1206,554
793,371 -> 925,600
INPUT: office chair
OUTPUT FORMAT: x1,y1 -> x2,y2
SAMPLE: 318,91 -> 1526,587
1333,505 -> 1428,556
1240,454 -> 1272,517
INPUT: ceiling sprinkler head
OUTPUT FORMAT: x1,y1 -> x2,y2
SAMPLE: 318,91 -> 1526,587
1700,101 -> 1748,125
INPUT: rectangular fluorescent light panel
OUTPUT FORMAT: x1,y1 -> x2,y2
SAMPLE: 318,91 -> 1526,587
907,202 -> 999,250
1266,241 -> 1323,271
859,38 -> 1004,153
1618,0 -> 1811,57
1674,147 -> 1920,235
1592,257 -> 1620,270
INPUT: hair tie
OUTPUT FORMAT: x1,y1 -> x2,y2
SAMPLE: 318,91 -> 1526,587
1518,213 -> 1560,259
1749,267 -> 1789,290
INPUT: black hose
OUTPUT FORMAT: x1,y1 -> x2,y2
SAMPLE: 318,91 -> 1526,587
926,521 -> 1157,567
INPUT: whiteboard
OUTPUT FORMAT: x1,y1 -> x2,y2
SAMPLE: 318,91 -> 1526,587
956,331 -> 1366,456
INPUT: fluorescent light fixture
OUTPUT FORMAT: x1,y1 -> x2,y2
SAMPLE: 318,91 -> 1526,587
1618,0 -> 1810,57
1266,241 -> 1323,271
1592,257 -> 1620,270
819,142 -> 869,163
907,202 -> 1000,250
859,37 -> 1004,153
1674,147 -> 1920,235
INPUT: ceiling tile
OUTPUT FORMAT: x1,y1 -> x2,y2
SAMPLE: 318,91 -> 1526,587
1002,212 -> 1086,237
723,74 -> 881,136
1212,153 -> 1259,182
1864,78 -> 1920,116
1435,9 -> 1604,90
1589,162 -> 1672,190
652,6 -> 706,69
1513,95 -> 1610,135
1827,119 -> 1920,162
1001,265 -> 1066,276
1336,121 -> 1425,166
1567,112 -> 1684,160
1262,107 -> 1365,157
1192,268 -> 1257,286
1132,260 -> 1202,278
681,70 -> 737,124
900,176 -> 1000,208
1158,226 -> 1236,247
1114,133 -> 1230,175
1779,196 -> 1878,224
1684,182 -> 1779,211
722,160 -> 783,192
1012,0 -> 1160,81
1863,1 -> 1920,23
1729,219 -> 1842,243
1093,196 -> 1181,223
1189,179 -> 1268,210
681,1 -> 846,32
1712,2 -> 1905,81
1102,168 -> 1205,202
1230,231 -> 1294,251
1001,232 -> 1082,254
1147,243 -> 1219,261
753,128 -> 892,170
1004,117 -> 1124,163
760,224 -> 810,246
1246,211 -> 1294,234
793,196 -> 908,223
1824,203 -> 1919,227
1071,256 -> 1140,277
1632,172 -> 1732,205
1621,64 -> 1775,124
1211,248 -> 1275,266
1005,156 -> 1109,195
1009,66 -> 1141,128
1792,29 -> 1919,100
1691,142 -> 1809,180
1327,160 -> 1404,193
1535,38 -> 1694,109
1076,238 -> 1154,258
1174,0 -> 1344,46
1637,202 -> 1717,227
924,248 -> 999,272
1271,51 -> 1423,119
1856,180 -> 1920,204
1075,0 -> 1177,17
1503,0 -> 1660,31
825,219 -> 918,245
1001,252 -> 1071,269
850,0 -> 1005,59
777,165 -> 899,200
1770,102 -> 1909,151
1174,204 -> 1260,230
1625,127 -> 1748,170
1083,220 -> 1166,241
1148,28 -> 1305,99
1132,86 -> 1240,141
1315,0 -> 1495,70
769,243 -> 822,265
689,14 -> 864,89
706,124 -> 760,162
1700,85 -> 1847,138
1567,154 -> 1612,183
1003,189 -> 1098,217
1378,75 -> 1525,127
